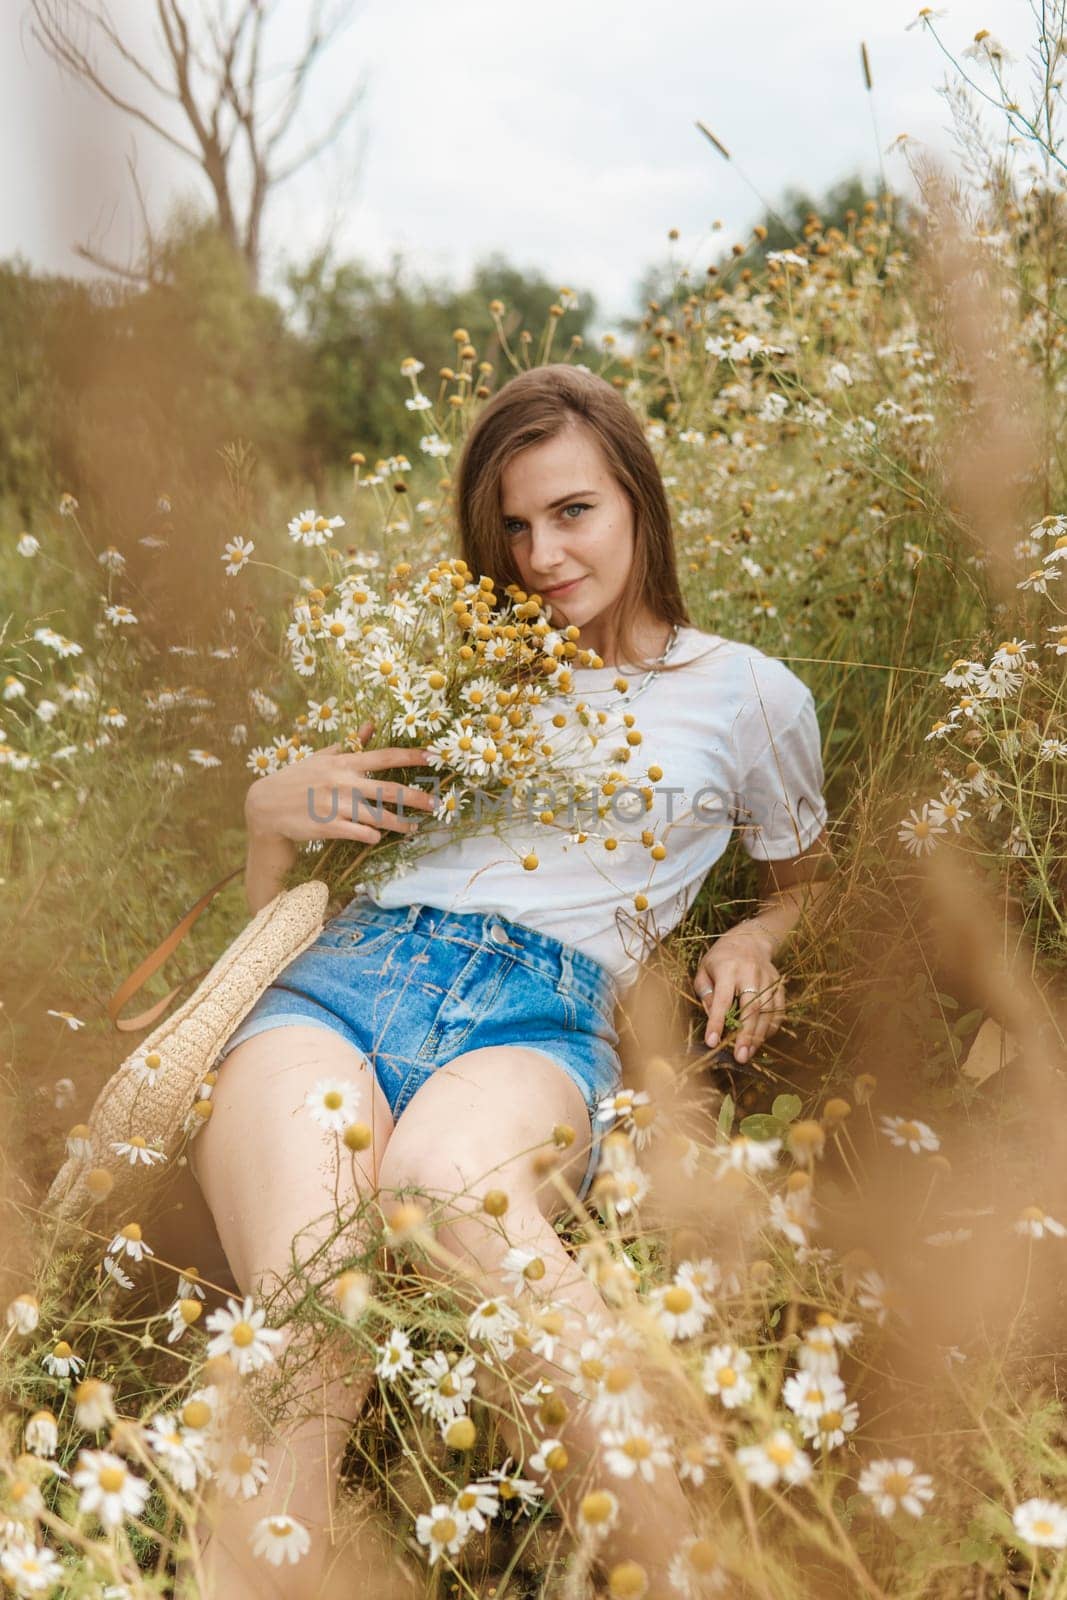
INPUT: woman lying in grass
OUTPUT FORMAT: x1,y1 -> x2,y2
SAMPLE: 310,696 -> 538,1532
187,362 -> 832,1597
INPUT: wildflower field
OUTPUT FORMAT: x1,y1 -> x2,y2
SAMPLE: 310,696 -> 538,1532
5,18 -> 1067,1600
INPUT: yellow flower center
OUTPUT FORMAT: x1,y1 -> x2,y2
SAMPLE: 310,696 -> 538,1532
230,1451 -> 254,1475
545,1444 -> 568,1471
766,1440 -> 795,1467
664,1286 -> 693,1314
53,1341 -> 73,1359
431,1515 -> 457,1543
581,1490 -> 615,1524
821,1410 -> 844,1430
1034,1518 -> 1055,1536
231,1321 -> 256,1348
622,1436 -> 652,1460
182,1400 -> 212,1429
688,1539 -> 720,1574
716,1366 -> 737,1389
884,1471 -> 912,1497
98,1466 -> 126,1493
898,1121 -> 921,1140
323,1090 -> 343,1111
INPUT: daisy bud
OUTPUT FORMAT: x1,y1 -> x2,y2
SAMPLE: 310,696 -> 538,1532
74,1378 -> 116,1430
386,1201 -> 427,1239
6,1293 -> 40,1335
343,1122 -> 373,1152
608,1559 -> 649,1598
854,1073 -> 877,1104
181,1398 -> 214,1430
179,1298 -> 203,1326
539,1394 -> 569,1428
483,1189 -> 509,1217
580,1489 -> 618,1528
647,765 -> 663,782
553,1123 -> 575,1149
445,1416 -> 476,1450
523,1257 -> 546,1283
522,853 -> 539,871
333,1270 -> 371,1323
634,893 -> 649,911
787,1121 -> 825,1164
823,1097 -> 851,1126
191,1099 -> 213,1122
84,1168 -> 114,1200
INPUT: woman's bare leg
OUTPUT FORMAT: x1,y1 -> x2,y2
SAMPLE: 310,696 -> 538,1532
377,1046 -> 698,1594
180,1024 -> 398,1600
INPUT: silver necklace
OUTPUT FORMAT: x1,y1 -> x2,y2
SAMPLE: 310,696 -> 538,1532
576,623 -> 682,710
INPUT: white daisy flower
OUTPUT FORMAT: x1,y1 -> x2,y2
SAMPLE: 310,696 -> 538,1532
701,1344 -> 754,1408
188,749 -> 221,768
204,1295 -> 284,1375
104,604 -> 138,626
216,1439 -> 270,1500
1013,1497 -> 1067,1549
714,1135 -> 781,1176
221,536 -> 255,575
404,392 -> 433,413
676,1433 -> 722,1489
897,804 -> 947,855
467,1297 -> 520,1359
287,509 -> 344,547
5,1294 -> 40,1335
736,1429 -> 812,1490
879,1115 -> 940,1154
648,1276 -> 711,1340
409,1350 -> 477,1424
796,1327 -> 840,1378
576,1486 -> 620,1537
108,1223 -> 154,1263
667,1535 -> 730,1597
74,1378 -> 116,1430
0,1540 -> 64,1591
41,1340 -> 84,1379
46,1009 -> 86,1030
374,1326 -> 415,1382
144,1413 -> 210,1492
800,1398 -> 860,1451
856,1270 -> 901,1328
102,1257 -> 135,1290
587,1364 -> 649,1431
24,1409 -> 58,1458
529,1437 -> 570,1475
250,1513 -> 312,1566
500,1246 -> 548,1297
304,1077 -> 362,1134
17,533 -> 41,558
600,1423 -> 673,1482
72,1448 -> 150,1528
450,1479 -> 500,1533
1014,1205 -> 1067,1240
783,1371 -> 847,1424
858,1458 -> 935,1518
109,1138 -> 166,1166
415,1502 -> 469,1565
482,1458 -> 544,1513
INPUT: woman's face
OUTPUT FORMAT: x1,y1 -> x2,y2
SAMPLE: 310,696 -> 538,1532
499,420 -> 640,659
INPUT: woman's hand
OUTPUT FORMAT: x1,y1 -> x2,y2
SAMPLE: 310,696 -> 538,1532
244,718 -> 436,848
692,925 -> 787,1064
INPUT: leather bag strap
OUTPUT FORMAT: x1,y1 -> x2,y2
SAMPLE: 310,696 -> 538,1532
107,865 -> 245,1033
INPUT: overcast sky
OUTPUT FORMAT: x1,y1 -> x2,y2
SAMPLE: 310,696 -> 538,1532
3,1 -> 1046,328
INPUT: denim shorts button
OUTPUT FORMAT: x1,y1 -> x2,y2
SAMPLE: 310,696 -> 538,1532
489,923 -> 509,945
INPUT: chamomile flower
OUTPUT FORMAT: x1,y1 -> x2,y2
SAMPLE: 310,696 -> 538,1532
204,1295 -> 284,1374
374,1326 -> 415,1382
783,1371 -> 848,1424
287,509 -> 344,547
714,1135 -> 781,1175
107,1223 -> 153,1263
103,604 -> 138,626
500,1246 -> 548,1296
24,1411 -> 58,1459
46,1009 -> 86,1031
897,804 -> 947,855
529,1437 -> 570,1475
415,1502 -> 470,1565
6,1295 -> 40,1335
250,1514 -> 312,1566
467,1297 -> 520,1359
450,1479 -> 500,1532
701,1344 -> 754,1408
304,1077 -> 362,1134
648,1276 -> 712,1340
221,536 -> 254,575
667,1536 -> 730,1598
576,1487 -> 620,1537
41,1341 -> 84,1379
676,1433 -> 723,1488
409,1351 -> 477,1424
880,1115 -> 940,1154
1014,1205 -> 1067,1240
16,532 -> 40,557
1013,1498 -> 1067,1549
0,1540 -> 64,1592
109,1138 -> 166,1166
216,1439 -> 270,1500
600,1423 -> 673,1482
858,1458 -> 935,1518
72,1449 -> 150,1528
143,1412 -> 210,1492
737,1429 -> 812,1490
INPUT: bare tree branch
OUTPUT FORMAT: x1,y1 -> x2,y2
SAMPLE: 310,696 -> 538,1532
29,0 -> 367,286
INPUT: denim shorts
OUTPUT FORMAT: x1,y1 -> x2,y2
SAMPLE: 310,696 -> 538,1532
213,899 -> 622,1202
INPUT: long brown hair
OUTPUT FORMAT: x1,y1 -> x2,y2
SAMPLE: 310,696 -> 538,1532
455,363 -> 693,674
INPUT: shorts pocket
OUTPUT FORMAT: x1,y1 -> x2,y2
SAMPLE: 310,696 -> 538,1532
313,907 -> 402,956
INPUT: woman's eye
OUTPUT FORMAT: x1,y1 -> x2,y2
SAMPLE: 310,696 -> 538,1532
563,503 -> 590,519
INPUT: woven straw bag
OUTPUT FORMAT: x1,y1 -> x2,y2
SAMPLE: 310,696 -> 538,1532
46,878 -> 330,1222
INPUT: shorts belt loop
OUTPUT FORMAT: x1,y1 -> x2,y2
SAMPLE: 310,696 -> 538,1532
558,942 -> 574,994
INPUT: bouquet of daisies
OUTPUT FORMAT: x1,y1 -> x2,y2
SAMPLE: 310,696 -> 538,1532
249,542 -> 648,900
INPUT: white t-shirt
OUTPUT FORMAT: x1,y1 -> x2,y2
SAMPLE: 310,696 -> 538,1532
364,625 -> 828,993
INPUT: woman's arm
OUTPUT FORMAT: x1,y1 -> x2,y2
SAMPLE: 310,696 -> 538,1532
244,825 -> 299,916
694,826 -> 835,1061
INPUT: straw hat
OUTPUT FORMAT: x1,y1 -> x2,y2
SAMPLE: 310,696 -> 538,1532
46,881 -> 329,1222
